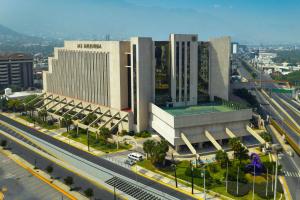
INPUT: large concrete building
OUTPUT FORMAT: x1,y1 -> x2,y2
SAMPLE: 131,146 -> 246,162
39,34 -> 263,154
0,53 -> 33,90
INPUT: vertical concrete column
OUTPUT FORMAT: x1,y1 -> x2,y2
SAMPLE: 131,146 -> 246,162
130,37 -> 153,132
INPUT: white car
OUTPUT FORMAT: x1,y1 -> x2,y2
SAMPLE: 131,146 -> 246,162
128,152 -> 143,161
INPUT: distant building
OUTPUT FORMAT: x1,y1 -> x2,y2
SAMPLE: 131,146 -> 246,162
0,53 -> 33,90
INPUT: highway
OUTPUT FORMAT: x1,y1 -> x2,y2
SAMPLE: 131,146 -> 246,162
237,59 -> 300,200
0,114 -> 195,200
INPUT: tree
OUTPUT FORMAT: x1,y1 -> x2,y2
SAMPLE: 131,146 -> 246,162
84,188 -> 94,199
100,127 -> 111,143
151,140 -> 169,165
143,140 -> 156,159
7,99 -> 23,112
45,164 -> 54,179
83,113 -> 97,125
0,97 -> 8,111
64,176 -> 74,190
62,114 -> 73,132
229,138 -> 249,164
25,103 -> 35,118
38,108 -> 48,123
215,150 -> 229,167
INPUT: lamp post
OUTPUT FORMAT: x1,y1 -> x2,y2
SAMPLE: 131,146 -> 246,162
172,164 -> 178,188
226,162 -> 229,193
87,129 -> 90,151
203,166 -> 206,200
191,161 -> 194,194
274,154 -> 278,200
266,168 -> 269,197
236,165 -> 240,196
252,164 -> 256,200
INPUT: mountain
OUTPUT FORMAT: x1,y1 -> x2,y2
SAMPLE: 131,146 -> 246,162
0,24 -> 44,42
0,24 -> 63,56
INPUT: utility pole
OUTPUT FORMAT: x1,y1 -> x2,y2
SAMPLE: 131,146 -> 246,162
236,166 -> 240,196
274,155 -> 278,200
272,165 -> 274,192
252,164 -> 256,200
226,162 -> 229,192
266,168 -> 269,197
190,161 -> 194,194
204,165 -> 206,200
174,164 -> 178,188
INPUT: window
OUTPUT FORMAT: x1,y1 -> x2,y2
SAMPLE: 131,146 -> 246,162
132,45 -> 137,124
176,42 -> 179,102
181,42 -> 185,101
187,41 -> 190,101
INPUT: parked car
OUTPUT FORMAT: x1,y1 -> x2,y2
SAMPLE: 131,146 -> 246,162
128,152 -> 143,161
124,159 -> 136,166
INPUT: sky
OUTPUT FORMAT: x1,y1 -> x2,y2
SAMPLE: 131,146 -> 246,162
0,0 -> 299,44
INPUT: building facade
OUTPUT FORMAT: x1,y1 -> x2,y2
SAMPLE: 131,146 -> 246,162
42,34 -> 260,153
0,53 -> 33,90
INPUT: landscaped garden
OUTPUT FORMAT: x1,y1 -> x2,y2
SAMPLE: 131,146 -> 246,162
62,128 -> 132,153
139,138 -> 284,200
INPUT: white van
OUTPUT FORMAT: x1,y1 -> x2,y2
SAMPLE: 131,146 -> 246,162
128,153 -> 143,161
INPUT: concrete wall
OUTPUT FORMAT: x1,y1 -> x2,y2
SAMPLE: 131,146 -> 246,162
130,37 -> 153,132
170,34 -> 198,106
209,36 -> 231,101
43,41 -> 130,110
149,103 -> 252,146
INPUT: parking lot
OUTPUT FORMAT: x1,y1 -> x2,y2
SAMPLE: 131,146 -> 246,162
0,152 -> 69,200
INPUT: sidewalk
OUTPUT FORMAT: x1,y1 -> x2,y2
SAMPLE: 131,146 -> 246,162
133,165 -> 233,200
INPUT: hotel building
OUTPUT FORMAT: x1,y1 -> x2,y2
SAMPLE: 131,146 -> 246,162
38,34 -> 264,154
0,53 -> 33,90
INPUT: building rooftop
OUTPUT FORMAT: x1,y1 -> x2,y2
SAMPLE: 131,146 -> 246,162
163,103 -> 236,116
0,53 -> 33,61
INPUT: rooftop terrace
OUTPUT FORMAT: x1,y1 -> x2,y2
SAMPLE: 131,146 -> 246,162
163,102 -> 246,116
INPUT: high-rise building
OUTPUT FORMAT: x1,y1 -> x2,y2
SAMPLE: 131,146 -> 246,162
0,53 -> 33,90
39,34 -> 262,153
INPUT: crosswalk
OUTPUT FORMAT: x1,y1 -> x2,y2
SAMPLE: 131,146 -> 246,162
282,170 -> 300,177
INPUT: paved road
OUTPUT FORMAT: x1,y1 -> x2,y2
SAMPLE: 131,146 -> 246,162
238,59 -> 300,200
0,114 -> 195,200
0,133 -> 116,200
0,151 -> 71,200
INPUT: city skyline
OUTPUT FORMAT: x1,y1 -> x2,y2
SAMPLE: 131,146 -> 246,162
0,0 -> 299,44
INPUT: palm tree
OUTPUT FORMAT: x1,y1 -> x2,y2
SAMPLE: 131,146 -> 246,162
25,103 -> 35,118
229,138 -> 249,164
100,127 -> 111,144
143,140 -> 156,159
62,114 -> 73,132
38,108 -> 48,123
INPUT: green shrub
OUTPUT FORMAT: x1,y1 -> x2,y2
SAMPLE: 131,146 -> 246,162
208,163 -> 219,173
185,167 -> 211,179
227,181 -> 250,197
136,131 -> 151,138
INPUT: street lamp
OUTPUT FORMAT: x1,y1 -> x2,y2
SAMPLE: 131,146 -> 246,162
236,165 -> 240,196
171,164 -> 178,188
190,161 -> 194,194
252,164 -> 256,200
226,162 -> 229,193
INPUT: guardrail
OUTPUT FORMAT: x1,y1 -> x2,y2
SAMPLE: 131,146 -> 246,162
270,118 -> 300,156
